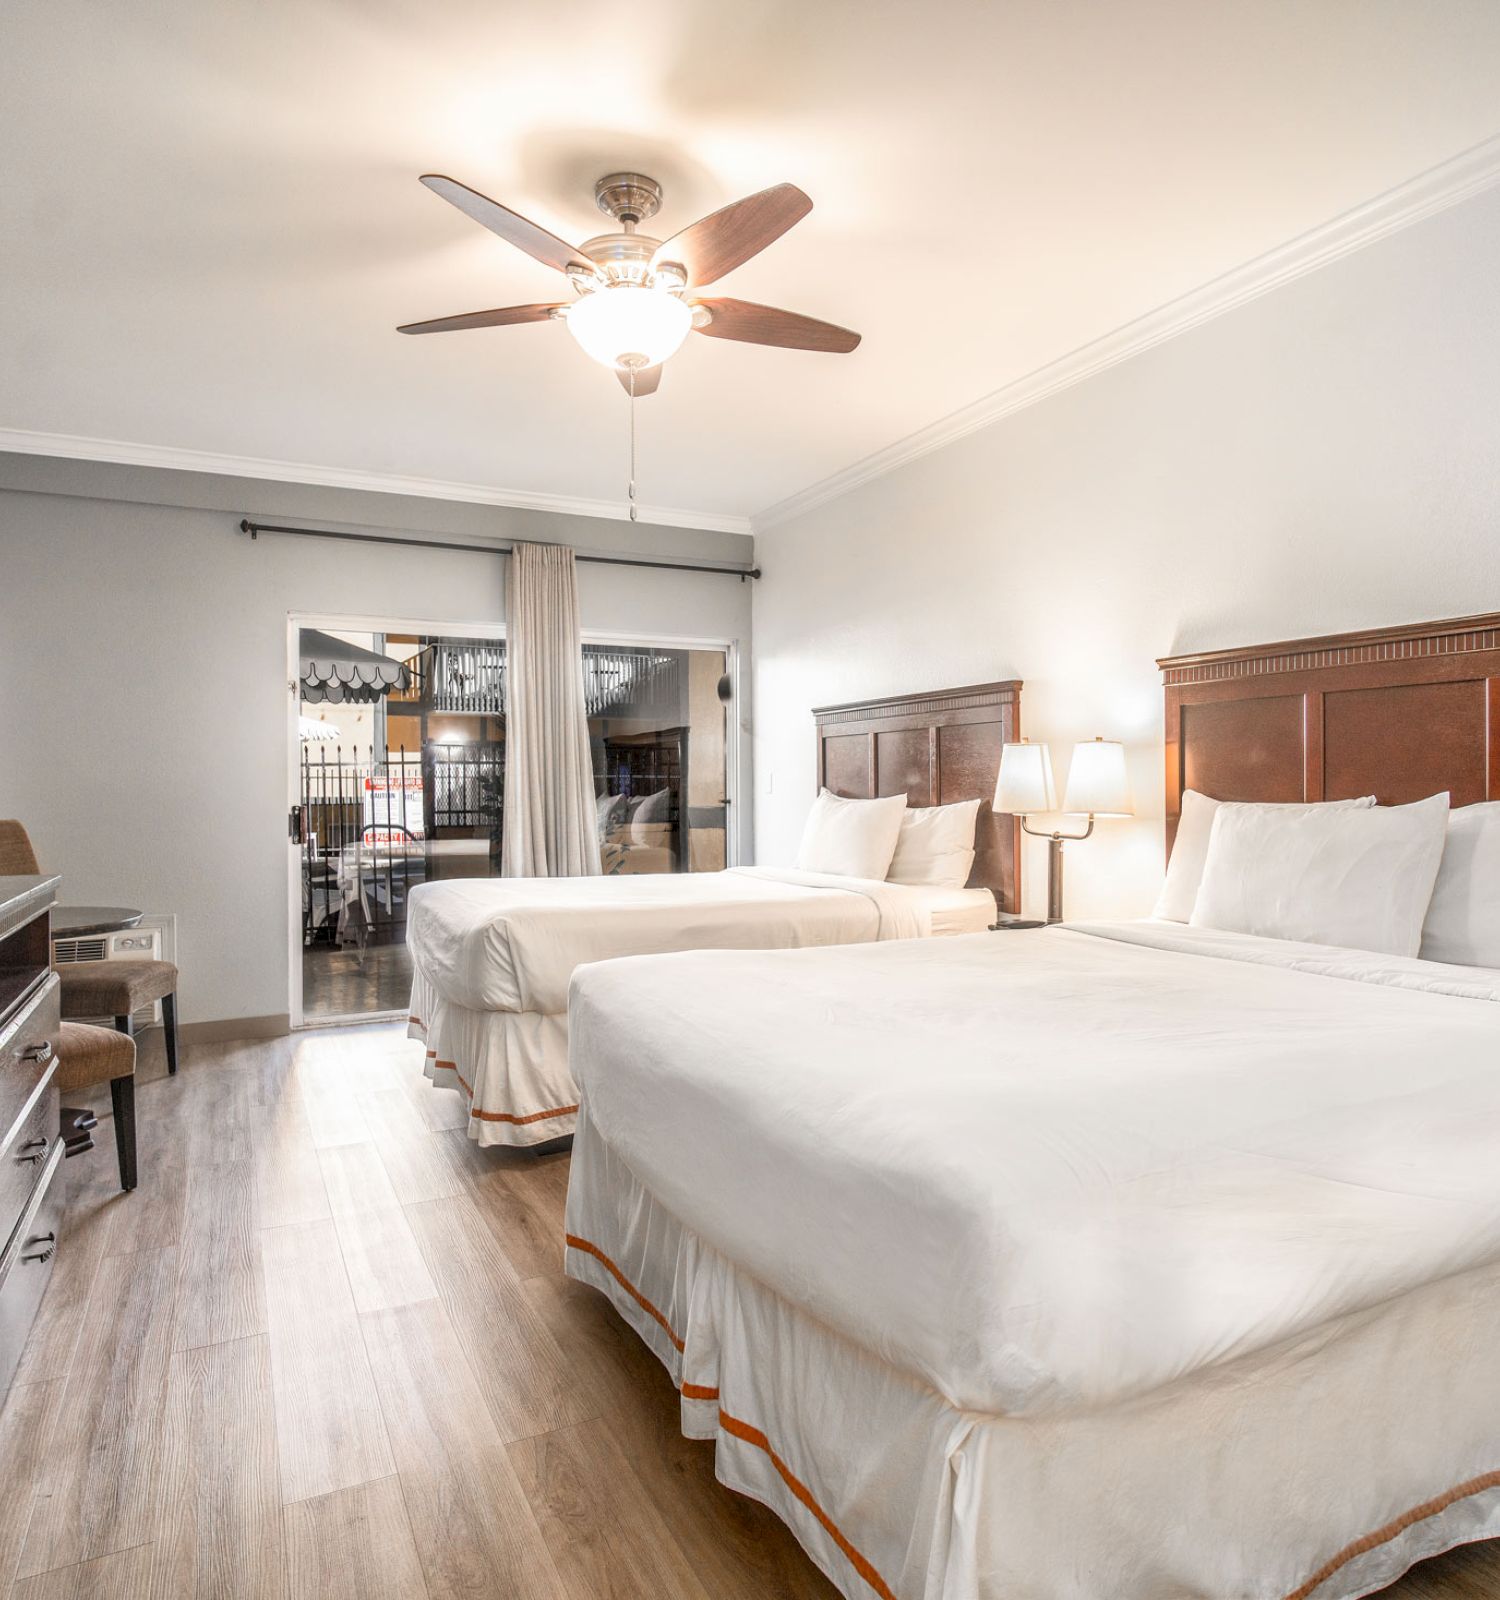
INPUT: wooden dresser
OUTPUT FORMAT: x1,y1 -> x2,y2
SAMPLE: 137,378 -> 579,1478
0,874 -> 63,1398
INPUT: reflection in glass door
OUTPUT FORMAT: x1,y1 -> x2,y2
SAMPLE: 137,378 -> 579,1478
589,645 -> 729,876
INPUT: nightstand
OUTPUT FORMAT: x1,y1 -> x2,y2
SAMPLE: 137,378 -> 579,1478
990,915 -> 1048,930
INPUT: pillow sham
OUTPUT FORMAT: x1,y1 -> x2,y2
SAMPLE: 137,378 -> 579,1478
1153,789 -> 1376,922
795,788 -> 907,881
629,789 -> 670,845
1190,792 -> 1451,957
887,798 -> 982,888
595,792 -> 627,842
1420,801 -> 1500,968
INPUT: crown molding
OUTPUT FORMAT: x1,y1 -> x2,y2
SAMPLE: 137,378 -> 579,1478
1158,611 -> 1500,685
0,427 -> 753,536
754,134 -> 1500,533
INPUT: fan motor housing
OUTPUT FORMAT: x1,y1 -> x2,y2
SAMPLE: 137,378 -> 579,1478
594,172 -> 662,226
576,231 -> 662,289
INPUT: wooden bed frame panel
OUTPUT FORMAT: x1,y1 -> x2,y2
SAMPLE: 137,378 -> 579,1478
812,680 -> 1022,914
1159,612 -> 1500,856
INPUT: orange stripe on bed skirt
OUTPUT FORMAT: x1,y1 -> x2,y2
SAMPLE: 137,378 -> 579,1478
565,1233 -> 686,1352
1282,1469 -> 1500,1600
426,1056 -> 577,1126
567,1233 -> 886,1596
471,1098 -> 579,1125
718,1410 -> 898,1600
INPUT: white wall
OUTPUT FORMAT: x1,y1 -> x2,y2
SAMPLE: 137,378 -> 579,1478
752,185 -> 1500,920
0,455 -> 753,1026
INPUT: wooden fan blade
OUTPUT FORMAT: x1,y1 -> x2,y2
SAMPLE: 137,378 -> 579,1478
616,364 -> 662,397
652,183 -> 811,288
419,175 -> 595,277
694,297 -> 861,353
397,303 -> 563,335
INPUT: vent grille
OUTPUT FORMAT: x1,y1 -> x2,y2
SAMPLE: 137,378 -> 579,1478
53,937 -> 108,964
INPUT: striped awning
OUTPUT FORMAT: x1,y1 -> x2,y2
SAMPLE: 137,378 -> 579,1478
299,630 -> 413,704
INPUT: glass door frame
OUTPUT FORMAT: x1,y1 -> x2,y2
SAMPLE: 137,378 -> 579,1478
581,626 -> 744,875
286,612 -> 743,1029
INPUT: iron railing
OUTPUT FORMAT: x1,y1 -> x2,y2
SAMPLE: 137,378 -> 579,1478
300,743 -> 504,946
387,641 -> 680,719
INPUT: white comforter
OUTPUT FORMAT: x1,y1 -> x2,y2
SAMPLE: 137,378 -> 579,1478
569,920 -> 1500,1416
405,866 -> 932,1014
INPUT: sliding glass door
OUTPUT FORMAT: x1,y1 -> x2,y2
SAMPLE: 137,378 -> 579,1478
298,630 -> 510,1023
295,625 -> 732,1024
588,644 -> 730,876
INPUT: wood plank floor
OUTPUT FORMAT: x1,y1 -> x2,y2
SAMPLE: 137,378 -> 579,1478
1,1023 -> 1495,1600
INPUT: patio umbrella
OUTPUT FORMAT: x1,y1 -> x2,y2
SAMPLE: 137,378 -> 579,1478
300,629 -> 413,704
298,716 -> 340,741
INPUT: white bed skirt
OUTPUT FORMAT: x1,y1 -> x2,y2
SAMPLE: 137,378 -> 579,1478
408,966 -> 577,1147
565,1107 -> 1500,1600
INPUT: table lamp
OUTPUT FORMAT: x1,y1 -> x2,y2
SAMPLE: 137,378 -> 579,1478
994,736 -> 1134,924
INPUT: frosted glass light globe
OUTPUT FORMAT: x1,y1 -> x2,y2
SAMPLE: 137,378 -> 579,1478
566,285 -> 692,370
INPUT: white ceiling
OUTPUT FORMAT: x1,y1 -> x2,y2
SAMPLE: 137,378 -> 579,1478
3,0 -> 1499,530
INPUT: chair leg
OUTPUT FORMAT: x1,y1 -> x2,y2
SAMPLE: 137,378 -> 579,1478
109,1076 -> 138,1192
163,992 -> 179,1076
114,1013 -> 135,1039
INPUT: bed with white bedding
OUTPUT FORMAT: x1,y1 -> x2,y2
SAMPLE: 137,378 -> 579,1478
561,616 -> 1500,1599
407,676 -> 1021,1145
407,865 -> 997,1143
564,919 -> 1500,1600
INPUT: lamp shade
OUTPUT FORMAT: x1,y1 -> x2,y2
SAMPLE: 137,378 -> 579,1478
1062,738 -> 1134,817
994,740 -> 1057,814
565,285 -> 692,370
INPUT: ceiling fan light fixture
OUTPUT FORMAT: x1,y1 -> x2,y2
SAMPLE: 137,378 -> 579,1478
564,284 -> 692,371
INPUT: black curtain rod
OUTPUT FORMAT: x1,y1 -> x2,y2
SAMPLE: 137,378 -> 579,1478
238,519 -> 761,581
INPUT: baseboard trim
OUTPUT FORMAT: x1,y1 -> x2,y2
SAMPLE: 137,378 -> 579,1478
180,1013 -> 290,1044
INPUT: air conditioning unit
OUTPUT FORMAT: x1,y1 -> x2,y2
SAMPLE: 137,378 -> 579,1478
51,915 -> 177,1028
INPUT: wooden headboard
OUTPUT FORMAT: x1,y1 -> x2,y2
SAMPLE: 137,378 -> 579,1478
1159,612 -> 1500,856
812,680 -> 1022,914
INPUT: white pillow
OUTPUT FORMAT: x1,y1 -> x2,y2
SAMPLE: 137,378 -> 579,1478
887,798 -> 981,888
795,789 -> 907,881
1191,792 -> 1451,956
1154,790 -> 1376,922
1420,802 -> 1500,968
595,792 -> 626,841
630,788 -> 670,845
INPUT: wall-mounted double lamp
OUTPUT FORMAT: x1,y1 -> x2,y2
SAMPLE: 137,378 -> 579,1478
994,737 -> 1134,924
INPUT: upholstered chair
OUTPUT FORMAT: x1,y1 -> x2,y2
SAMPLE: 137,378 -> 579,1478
0,819 -> 38,876
0,819 -> 180,1074
55,962 -> 179,1075
55,1023 -> 137,1190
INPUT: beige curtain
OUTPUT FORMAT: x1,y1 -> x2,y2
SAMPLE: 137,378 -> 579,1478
502,543 -> 603,877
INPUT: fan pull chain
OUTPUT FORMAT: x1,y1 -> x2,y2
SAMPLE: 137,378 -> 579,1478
627,366 -> 638,522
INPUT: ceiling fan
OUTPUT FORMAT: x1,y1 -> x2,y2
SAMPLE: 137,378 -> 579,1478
398,171 -> 861,396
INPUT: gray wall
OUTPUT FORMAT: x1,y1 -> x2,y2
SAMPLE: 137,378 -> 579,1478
0,455 -> 754,1027
752,184 -> 1500,920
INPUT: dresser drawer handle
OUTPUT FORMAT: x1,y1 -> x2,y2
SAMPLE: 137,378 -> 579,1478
16,1138 -> 48,1166
20,1042 -> 53,1066
21,1232 -> 55,1265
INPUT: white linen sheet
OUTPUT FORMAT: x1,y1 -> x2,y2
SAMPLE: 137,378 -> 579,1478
406,865 -> 944,1014
919,884 -> 994,936
569,919 -> 1500,1415
565,1106 -> 1500,1600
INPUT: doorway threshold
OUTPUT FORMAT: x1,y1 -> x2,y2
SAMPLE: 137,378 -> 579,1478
293,1009 -> 407,1031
